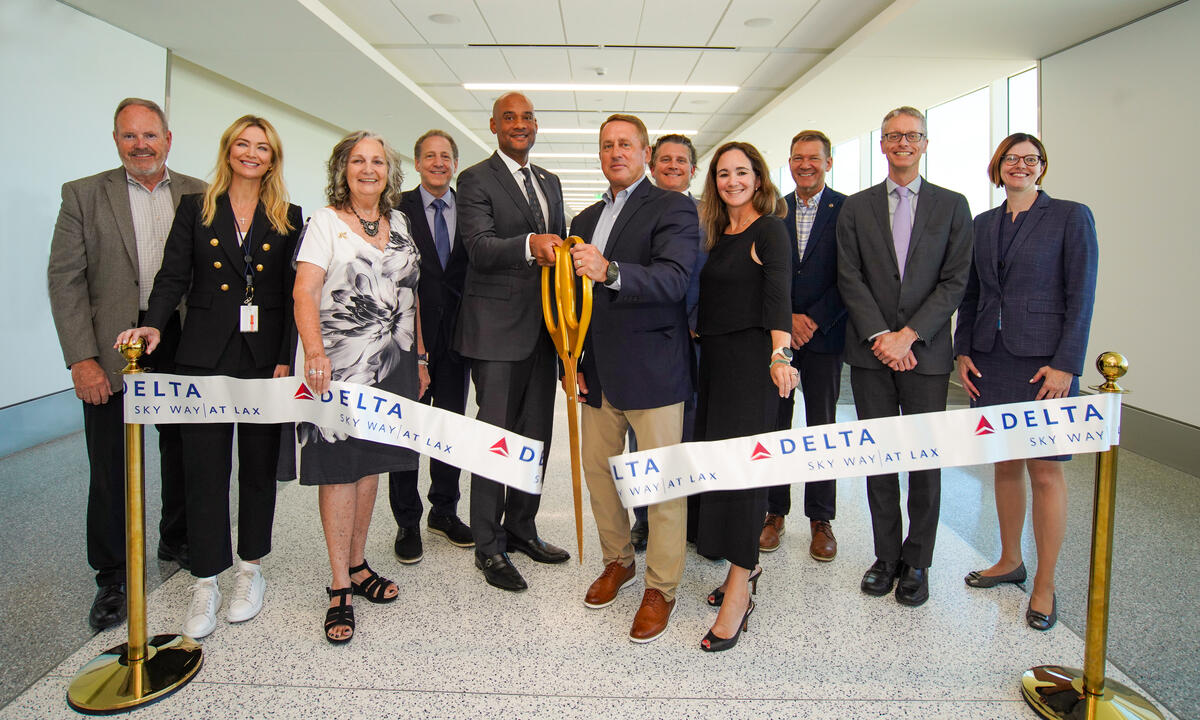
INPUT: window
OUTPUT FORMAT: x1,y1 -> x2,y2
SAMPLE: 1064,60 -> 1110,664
926,86 -> 991,217
1008,67 -> 1038,136
828,138 -> 861,194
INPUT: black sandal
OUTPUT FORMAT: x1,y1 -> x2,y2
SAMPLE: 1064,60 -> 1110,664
324,587 -> 355,644
349,560 -> 398,604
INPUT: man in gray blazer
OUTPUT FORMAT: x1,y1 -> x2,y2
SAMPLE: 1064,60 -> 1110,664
836,106 -> 972,607
47,98 -> 205,630
454,92 -> 568,591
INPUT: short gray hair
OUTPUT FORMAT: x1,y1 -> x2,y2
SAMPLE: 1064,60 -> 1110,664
325,130 -> 404,214
881,106 -> 926,135
114,98 -> 168,134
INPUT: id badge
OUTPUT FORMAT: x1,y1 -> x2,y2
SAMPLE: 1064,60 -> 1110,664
240,304 -> 259,333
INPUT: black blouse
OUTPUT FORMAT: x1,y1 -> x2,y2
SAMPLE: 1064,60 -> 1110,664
697,214 -> 792,337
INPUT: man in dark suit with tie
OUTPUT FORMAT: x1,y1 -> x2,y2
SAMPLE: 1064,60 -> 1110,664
568,114 -> 697,643
388,130 -> 474,564
763,130 -> 848,562
47,98 -> 205,630
836,106 -> 973,606
455,92 -> 569,591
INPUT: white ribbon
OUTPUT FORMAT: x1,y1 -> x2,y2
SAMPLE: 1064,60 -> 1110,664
122,374 -> 545,493
609,394 -> 1122,508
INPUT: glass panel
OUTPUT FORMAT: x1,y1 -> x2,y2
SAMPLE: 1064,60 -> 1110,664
829,137 -> 861,193
869,128 -> 888,185
1008,67 -> 1038,136
926,86 -> 991,217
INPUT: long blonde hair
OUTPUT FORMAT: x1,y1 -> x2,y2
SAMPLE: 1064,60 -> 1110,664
201,115 -> 293,235
698,141 -> 781,251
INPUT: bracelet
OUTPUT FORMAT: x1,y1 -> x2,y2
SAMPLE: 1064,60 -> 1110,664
418,359 -> 429,367
769,358 -> 790,367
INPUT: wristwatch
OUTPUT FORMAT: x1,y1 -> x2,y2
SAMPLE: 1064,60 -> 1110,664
417,353 -> 429,367
604,260 -> 620,287
771,346 -> 794,362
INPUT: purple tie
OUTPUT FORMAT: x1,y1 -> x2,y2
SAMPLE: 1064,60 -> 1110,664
893,185 -> 912,279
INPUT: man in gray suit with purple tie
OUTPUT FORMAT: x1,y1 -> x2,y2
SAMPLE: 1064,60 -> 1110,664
836,106 -> 973,607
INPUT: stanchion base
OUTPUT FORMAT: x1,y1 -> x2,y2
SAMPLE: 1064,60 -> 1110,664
67,634 -> 202,715
1022,665 -> 1164,720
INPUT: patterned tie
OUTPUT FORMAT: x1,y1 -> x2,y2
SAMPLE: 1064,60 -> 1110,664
519,167 -> 547,234
892,185 -> 912,280
432,197 -> 451,269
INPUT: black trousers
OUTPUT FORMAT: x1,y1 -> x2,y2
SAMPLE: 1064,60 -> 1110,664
84,311 -> 186,587
768,348 -> 843,520
388,349 -> 470,527
469,335 -> 556,555
177,350 -> 279,579
850,366 -> 948,569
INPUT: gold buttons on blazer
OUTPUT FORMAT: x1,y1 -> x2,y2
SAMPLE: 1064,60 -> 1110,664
210,238 -> 219,246
220,284 -> 229,291
256,264 -> 264,272
262,243 -> 271,251
213,261 -> 222,269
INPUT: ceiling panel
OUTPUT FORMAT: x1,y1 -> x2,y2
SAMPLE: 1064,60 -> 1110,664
672,92 -> 727,114
623,91 -> 683,113
573,91 -> 628,114
561,0 -> 645,45
743,51 -> 823,89
777,0 -> 890,49
688,50 -> 767,85
709,0 -> 819,47
629,49 -> 702,84
321,0 -> 424,44
567,48 -> 636,82
701,113 -> 752,133
477,0 -> 564,43
378,48 -> 459,83
718,88 -> 784,115
422,85 -> 486,112
503,48 -> 573,83
438,47 -> 514,82
389,0 -> 493,43
636,0 -> 729,45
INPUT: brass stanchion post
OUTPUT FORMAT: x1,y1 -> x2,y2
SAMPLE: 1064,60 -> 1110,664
67,339 -> 203,714
1021,352 -> 1163,720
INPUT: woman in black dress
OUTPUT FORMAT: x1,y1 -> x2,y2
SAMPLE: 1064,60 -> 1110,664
116,115 -> 302,639
694,142 -> 797,652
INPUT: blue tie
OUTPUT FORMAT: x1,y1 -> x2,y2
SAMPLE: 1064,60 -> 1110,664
432,197 -> 450,269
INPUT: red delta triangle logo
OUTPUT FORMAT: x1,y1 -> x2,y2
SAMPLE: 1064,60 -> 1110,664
975,416 -> 995,436
489,437 -> 510,458
294,383 -> 315,400
750,441 -> 772,461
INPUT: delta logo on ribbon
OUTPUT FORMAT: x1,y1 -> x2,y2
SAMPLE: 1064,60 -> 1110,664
974,416 -> 995,436
750,441 -> 772,461
489,437 -> 510,458
294,384 -> 315,401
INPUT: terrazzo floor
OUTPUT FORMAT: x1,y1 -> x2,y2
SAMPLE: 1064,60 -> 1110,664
0,390 -> 1192,719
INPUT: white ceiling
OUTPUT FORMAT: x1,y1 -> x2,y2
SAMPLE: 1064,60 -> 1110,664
64,0 -> 1172,213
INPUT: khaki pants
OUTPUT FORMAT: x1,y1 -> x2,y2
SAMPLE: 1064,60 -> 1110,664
581,393 -> 685,601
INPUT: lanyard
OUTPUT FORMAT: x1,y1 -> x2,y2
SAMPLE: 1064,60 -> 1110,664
234,221 -> 257,305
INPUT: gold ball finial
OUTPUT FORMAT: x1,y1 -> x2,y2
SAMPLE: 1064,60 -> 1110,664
1091,351 -> 1128,393
118,337 -> 147,375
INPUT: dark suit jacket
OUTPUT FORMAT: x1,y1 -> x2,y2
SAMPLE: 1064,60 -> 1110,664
953,191 -> 1098,376
569,177 -> 698,411
454,152 -> 565,361
785,187 -> 848,354
836,178 -> 973,375
48,167 -> 206,391
400,187 -> 467,361
144,194 -> 301,370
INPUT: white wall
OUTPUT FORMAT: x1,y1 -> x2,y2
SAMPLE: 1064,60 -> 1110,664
1040,1 -> 1198,426
0,0 -> 165,408
166,58 -> 348,220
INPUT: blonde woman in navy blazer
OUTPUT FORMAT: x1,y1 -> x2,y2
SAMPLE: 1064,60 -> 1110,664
954,133 -> 1098,631
117,115 -> 301,640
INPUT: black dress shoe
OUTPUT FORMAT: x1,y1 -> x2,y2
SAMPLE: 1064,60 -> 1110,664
1026,593 -> 1057,631
428,512 -> 474,548
89,583 -> 126,631
156,542 -> 190,570
860,559 -> 899,596
895,563 -> 930,607
475,552 -> 528,591
630,518 -> 649,552
394,526 -> 424,564
506,535 -> 570,564
964,562 -> 1026,588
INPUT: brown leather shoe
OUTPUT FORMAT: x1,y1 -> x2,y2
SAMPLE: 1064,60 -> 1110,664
584,560 -> 636,609
809,520 -> 837,562
759,513 -> 785,552
629,588 -> 675,643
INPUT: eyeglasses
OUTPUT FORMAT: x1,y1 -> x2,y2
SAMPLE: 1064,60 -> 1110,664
882,131 -> 926,143
1002,154 -> 1043,167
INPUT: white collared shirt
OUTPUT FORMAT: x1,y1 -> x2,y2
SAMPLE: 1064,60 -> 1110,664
126,169 -> 174,310
496,152 -> 549,264
885,175 -> 922,231
589,174 -> 647,291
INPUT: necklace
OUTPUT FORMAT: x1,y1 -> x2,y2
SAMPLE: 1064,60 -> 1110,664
351,205 -> 381,237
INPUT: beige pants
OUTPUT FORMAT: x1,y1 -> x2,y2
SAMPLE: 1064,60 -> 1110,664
581,393 -> 685,601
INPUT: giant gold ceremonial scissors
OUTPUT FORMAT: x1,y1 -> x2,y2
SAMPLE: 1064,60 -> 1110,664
541,237 -> 593,563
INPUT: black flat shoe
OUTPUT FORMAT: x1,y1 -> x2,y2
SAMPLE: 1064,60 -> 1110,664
1026,593 -> 1057,631
324,587 -> 354,644
700,600 -> 755,652
861,559 -> 899,596
706,566 -> 762,607
394,526 -> 423,564
475,551 -> 528,591
506,535 -> 570,564
895,563 -> 929,607
349,560 -> 398,603
964,562 -> 1026,588
88,583 -> 126,631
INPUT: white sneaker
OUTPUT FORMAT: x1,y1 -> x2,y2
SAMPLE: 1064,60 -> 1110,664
183,577 -> 221,639
227,559 -> 265,623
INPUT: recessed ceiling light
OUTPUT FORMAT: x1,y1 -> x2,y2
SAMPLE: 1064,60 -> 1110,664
428,13 -> 460,24
744,17 -> 773,28
538,128 -> 700,136
464,82 -> 738,94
